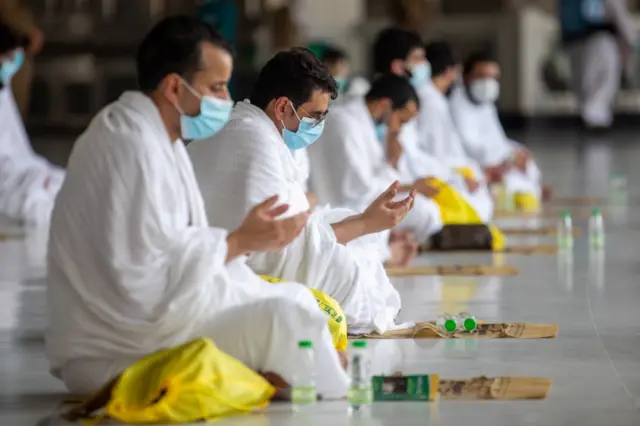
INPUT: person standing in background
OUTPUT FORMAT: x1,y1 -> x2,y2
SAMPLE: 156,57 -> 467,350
559,0 -> 635,131
0,0 -> 44,119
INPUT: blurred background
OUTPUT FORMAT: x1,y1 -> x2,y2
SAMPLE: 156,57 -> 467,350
6,0 -> 640,143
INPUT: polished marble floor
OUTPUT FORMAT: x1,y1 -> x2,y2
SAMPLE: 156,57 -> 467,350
2,129 -> 640,425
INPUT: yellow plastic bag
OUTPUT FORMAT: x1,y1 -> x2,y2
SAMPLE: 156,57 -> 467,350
427,178 -> 505,251
260,275 -> 348,351
106,338 -> 275,424
453,166 -> 476,180
514,192 -> 540,213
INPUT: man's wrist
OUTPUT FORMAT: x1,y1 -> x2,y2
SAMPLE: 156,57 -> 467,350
226,231 -> 250,262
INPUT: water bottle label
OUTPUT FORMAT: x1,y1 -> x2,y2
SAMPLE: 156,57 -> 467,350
348,386 -> 373,405
292,386 -> 317,405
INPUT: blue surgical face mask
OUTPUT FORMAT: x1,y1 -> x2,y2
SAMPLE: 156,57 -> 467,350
0,49 -> 25,86
409,61 -> 431,88
177,80 -> 233,140
334,76 -> 348,94
375,122 -> 388,143
282,101 -> 325,151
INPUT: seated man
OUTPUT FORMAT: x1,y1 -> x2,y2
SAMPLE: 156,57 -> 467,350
413,41 -> 494,222
0,22 -> 64,225
46,16 -> 349,399
450,51 -> 545,209
189,48 -> 414,336
310,73 -> 443,246
308,42 -> 370,99
372,28 -> 490,223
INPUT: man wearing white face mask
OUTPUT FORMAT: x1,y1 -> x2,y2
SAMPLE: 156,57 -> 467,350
47,17 -> 350,399
0,22 -> 64,226
190,48 -> 416,336
450,52 -> 545,210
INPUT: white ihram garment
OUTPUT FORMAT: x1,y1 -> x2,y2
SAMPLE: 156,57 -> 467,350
414,83 -> 494,221
449,87 -> 541,197
0,87 -> 64,225
309,97 -> 443,244
292,147 -> 392,263
46,92 -> 348,397
189,100 -> 405,335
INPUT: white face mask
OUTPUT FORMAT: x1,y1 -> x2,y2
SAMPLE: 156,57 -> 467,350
469,78 -> 500,104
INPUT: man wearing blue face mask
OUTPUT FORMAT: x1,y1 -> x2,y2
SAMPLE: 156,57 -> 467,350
47,16 -> 353,398
402,41 -> 495,223
0,22 -> 65,226
371,30 -> 493,224
190,48 -> 417,336
310,74 -> 446,247
372,27 -> 431,90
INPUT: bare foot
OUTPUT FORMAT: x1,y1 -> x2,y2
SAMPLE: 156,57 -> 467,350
338,350 -> 349,370
387,231 -> 418,267
261,372 -> 289,394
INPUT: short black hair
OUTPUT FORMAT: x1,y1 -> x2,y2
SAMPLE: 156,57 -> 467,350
463,50 -> 498,77
425,41 -> 457,77
322,45 -> 348,65
249,47 -> 338,110
372,28 -> 423,74
365,74 -> 420,110
136,15 -> 232,93
0,22 -> 27,55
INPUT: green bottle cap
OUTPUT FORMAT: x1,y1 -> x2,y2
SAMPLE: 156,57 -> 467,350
561,211 -> 571,218
352,340 -> 367,348
444,319 -> 457,332
591,209 -> 601,216
463,317 -> 477,331
298,340 -> 313,348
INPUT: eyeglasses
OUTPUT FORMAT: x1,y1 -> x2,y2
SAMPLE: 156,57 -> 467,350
290,101 -> 327,128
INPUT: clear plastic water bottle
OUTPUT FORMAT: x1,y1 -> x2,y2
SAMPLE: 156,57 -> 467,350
291,340 -> 317,411
496,184 -> 514,211
348,341 -> 372,412
457,312 -> 477,333
436,314 -> 458,335
557,211 -> 573,249
589,209 -> 605,249
609,174 -> 628,205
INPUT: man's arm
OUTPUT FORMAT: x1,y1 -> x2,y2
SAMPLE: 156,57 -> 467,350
330,214 -> 369,245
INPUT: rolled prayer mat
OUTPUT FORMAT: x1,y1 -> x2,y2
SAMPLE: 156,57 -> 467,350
438,376 -> 551,400
500,226 -> 581,237
354,321 -> 559,339
494,210 -> 603,219
385,264 -> 519,277
424,245 -> 559,255
0,232 -> 25,241
549,196 -> 604,206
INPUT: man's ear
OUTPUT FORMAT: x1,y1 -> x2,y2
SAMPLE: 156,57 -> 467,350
380,98 -> 393,114
272,96 -> 290,121
390,59 -> 407,76
161,73 -> 182,106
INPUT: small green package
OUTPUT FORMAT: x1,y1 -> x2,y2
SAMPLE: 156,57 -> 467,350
372,375 -> 439,401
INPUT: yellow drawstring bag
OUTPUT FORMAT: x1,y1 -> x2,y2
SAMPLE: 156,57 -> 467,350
105,338 -> 275,424
427,178 -> 506,251
260,275 -> 348,351
514,192 -> 540,213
